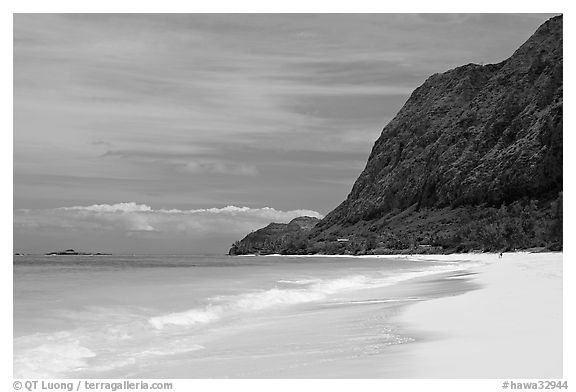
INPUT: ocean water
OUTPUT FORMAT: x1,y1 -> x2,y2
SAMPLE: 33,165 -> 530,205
13,254 -> 481,378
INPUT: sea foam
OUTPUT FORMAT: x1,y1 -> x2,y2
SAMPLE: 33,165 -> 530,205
14,331 -> 96,378
148,264 -> 466,330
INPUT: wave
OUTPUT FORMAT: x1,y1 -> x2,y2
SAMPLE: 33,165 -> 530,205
13,316 -> 207,378
14,331 -> 96,378
277,278 -> 321,285
325,297 -> 424,306
148,264 -> 467,330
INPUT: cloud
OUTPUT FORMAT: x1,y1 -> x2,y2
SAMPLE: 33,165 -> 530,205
178,160 -> 259,176
102,149 -> 260,177
61,202 -> 151,213
14,203 -> 323,237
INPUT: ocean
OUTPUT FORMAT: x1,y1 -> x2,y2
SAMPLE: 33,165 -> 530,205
13,254 -> 482,378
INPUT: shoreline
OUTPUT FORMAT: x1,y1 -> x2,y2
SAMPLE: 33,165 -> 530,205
135,260 -> 485,378
233,251 -> 560,259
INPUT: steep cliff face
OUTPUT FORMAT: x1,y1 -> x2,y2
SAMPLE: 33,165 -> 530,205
315,15 -> 562,232
229,16 -> 563,255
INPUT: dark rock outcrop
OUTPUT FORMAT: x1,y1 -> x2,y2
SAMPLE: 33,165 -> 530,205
229,216 -> 320,255
45,249 -> 112,256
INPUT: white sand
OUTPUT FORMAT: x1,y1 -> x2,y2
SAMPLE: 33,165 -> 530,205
393,252 -> 563,378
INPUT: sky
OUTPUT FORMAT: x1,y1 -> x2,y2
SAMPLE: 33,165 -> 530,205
13,13 -> 556,254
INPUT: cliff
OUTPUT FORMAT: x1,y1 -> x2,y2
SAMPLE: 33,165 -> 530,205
318,15 -> 562,229
229,216 -> 320,255
229,15 -> 563,256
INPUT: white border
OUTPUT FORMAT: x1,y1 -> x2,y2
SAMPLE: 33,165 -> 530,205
4,2 -> 573,391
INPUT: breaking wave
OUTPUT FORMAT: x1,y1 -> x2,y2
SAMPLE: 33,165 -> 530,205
148,264 -> 465,329
14,331 -> 96,378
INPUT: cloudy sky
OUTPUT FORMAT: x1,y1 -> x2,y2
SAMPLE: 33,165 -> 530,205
13,13 -> 555,254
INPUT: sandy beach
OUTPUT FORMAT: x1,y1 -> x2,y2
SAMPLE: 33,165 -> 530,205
393,252 -> 563,378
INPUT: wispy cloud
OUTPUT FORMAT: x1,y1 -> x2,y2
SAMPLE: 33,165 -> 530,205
101,149 -> 259,176
179,161 -> 259,176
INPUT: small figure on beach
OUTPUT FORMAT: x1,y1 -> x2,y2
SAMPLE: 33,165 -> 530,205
499,252 -> 503,258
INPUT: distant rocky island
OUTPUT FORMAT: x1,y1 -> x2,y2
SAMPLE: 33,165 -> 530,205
230,15 -> 563,256
45,249 -> 111,256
